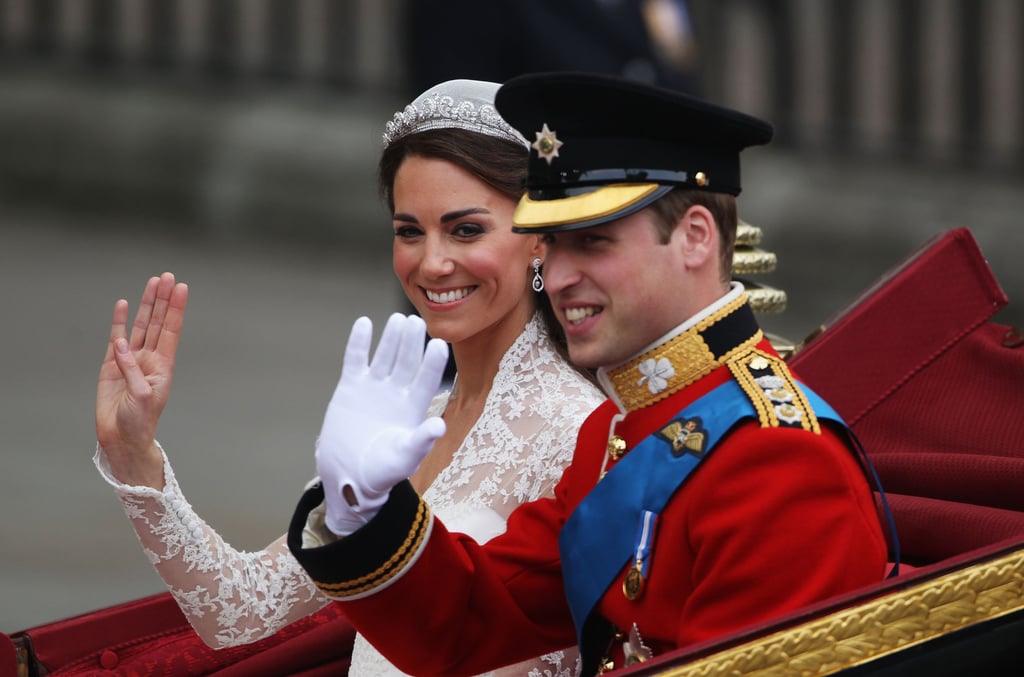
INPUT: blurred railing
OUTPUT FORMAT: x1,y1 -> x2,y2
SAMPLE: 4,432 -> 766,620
0,0 -> 404,90
695,0 -> 1023,173
0,0 -> 1020,171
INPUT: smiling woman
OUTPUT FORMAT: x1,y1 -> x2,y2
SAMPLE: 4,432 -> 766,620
391,156 -> 537,353
83,79 -> 605,677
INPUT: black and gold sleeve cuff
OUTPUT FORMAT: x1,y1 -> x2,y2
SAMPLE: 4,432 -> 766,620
286,480 -> 433,600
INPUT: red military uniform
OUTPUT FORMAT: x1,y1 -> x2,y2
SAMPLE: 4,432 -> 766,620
288,291 -> 888,676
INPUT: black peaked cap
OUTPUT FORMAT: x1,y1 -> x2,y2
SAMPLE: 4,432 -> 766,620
495,72 -> 773,232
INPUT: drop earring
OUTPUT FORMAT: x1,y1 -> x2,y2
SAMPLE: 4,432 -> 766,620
532,257 -> 544,292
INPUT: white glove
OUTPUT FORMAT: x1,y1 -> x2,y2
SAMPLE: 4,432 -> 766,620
316,313 -> 448,536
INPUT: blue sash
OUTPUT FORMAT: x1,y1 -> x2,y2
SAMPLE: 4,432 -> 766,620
559,380 -> 845,644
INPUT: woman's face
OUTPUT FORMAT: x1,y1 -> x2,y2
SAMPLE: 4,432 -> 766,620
391,155 -> 539,346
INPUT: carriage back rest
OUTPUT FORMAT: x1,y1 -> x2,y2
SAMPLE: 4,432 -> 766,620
789,227 -> 1024,567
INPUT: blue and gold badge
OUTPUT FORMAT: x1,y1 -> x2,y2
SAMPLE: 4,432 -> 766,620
658,416 -> 707,457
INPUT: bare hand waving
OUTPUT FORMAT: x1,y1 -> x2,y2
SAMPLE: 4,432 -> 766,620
96,272 -> 189,489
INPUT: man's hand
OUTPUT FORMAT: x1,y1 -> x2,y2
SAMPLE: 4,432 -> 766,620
317,313 -> 448,535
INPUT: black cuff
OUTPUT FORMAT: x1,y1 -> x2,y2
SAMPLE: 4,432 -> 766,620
287,480 -> 430,599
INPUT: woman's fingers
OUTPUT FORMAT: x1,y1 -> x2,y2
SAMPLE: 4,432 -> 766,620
102,298 -> 130,365
125,273 -> 188,358
129,276 -> 161,351
143,273 -> 177,351
112,336 -> 152,398
155,281 -> 189,360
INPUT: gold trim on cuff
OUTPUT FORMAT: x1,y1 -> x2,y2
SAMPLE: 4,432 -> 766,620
313,499 -> 432,598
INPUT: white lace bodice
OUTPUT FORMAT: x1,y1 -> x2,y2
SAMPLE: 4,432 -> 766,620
97,313 -> 604,676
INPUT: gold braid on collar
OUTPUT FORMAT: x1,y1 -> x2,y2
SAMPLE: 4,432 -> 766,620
605,293 -> 763,412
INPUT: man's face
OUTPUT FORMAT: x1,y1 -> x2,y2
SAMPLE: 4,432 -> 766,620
540,210 -> 693,369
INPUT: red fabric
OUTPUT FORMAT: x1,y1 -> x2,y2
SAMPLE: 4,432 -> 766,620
339,338 -> 887,676
860,322 -> 1024,510
16,593 -> 354,676
883,493 -> 1024,563
0,633 -> 16,677
22,593 -> 186,671
789,227 -> 1024,566
791,227 -> 1008,425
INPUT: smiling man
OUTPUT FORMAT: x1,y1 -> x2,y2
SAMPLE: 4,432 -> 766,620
287,72 -> 889,676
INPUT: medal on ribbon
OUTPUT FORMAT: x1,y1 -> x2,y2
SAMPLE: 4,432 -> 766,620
623,510 -> 658,600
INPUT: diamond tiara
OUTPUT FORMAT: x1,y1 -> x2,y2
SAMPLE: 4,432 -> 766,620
382,79 -> 528,149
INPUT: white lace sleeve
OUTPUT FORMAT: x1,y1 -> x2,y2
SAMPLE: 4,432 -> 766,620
349,314 -> 605,677
97,314 -> 604,673
94,442 -> 329,648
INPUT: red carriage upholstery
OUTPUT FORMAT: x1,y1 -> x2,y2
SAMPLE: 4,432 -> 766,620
0,635 -> 15,677
789,227 -> 1024,567
5,593 -> 354,676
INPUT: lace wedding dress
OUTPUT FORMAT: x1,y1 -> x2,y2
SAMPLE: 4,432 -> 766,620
96,313 -> 605,676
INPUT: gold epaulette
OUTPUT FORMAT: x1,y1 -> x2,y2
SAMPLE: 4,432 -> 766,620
727,348 -> 821,434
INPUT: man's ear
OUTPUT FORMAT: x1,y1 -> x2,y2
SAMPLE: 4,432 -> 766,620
674,205 -> 716,269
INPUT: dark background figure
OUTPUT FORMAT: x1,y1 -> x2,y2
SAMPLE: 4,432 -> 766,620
403,0 -> 701,97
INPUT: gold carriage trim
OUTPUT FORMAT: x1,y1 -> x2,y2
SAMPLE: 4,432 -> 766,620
729,348 -> 820,433
606,293 -> 763,412
313,499 -> 432,598
731,248 -> 778,275
745,284 -> 788,314
735,221 -> 762,246
651,547 -> 1024,676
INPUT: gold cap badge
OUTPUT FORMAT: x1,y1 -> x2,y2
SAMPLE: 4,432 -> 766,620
532,123 -> 563,165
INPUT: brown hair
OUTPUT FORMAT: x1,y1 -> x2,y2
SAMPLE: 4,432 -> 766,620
378,129 -> 526,210
377,128 -> 590,381
647,188 -> 738,283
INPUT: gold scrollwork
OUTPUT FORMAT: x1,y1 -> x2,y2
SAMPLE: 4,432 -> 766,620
650,548 -> 1024,676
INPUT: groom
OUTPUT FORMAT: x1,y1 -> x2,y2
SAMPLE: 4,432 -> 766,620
287,72 -> 888,676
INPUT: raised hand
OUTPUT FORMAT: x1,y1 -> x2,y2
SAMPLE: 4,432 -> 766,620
96,272 -> 189,488
317,313 -> 449,535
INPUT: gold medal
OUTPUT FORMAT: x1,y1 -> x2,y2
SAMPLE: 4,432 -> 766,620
623,561 -> 645,600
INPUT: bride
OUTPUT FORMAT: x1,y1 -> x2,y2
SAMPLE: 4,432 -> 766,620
94,79 -> 605,675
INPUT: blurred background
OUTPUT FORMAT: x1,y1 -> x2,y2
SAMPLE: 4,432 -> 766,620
1,0 -> 1022,633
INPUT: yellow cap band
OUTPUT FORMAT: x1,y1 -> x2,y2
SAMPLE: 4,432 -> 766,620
513,183 -> 662,229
